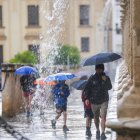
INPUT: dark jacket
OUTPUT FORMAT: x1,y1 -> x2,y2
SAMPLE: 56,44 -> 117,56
84,72 -> 112,105
52,83 -> 70,107
20,75 -> 36,92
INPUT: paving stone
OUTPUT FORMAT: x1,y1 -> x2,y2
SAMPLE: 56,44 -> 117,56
0,88 -> 115,140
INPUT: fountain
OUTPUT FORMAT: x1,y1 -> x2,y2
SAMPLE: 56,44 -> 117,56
30,0 -> 70,117
38,0 -> 69,75
0,0 -> 69,117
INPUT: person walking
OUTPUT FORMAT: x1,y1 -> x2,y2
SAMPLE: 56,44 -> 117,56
20,74 -> 36,117
51,80 -> 70,132
82,89 -> 94,137
84,64 -> 112,140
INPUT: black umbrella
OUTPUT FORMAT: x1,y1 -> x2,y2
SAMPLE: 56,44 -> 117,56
83,52 -> 121,66
71,80 -> 87,90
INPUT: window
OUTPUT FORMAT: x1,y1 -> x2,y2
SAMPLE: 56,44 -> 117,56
81,37 -> 89,52
28,5 -> 39,26
0,45 -> 3,67
80,5 -> 90,25
28,44 -> 40,63
0,6 -> 2,27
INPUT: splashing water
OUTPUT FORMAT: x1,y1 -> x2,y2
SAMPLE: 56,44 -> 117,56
31,0 -> 69,115
38,0 -> 69,75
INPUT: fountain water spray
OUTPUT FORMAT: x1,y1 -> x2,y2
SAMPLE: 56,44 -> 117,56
38,0 -> 69,75
31,0 -> 69,115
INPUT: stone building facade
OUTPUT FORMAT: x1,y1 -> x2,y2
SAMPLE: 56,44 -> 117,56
66,0 -> 107,59
107,0 -> 140,139
0,0 -> 107,65
0,0 -> 47,64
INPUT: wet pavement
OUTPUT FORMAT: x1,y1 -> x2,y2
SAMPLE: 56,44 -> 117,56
0,88 -> 116,140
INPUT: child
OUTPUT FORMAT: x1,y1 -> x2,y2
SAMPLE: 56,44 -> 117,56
51,80 -> 70,132
82,90 -> 94,137
20,74 -> 36,117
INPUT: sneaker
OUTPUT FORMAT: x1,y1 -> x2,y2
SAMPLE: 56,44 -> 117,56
96,130 -> 100,139
51,120 -> 56,129
86,129 -> 92,137
63,125 -> 69,132
101,132 -> 106,140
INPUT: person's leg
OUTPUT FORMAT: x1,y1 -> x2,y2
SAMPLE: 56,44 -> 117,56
23,92 -> 33,112
63,111 -> 67,126
28,94 -> 33,111
63,111 -> 69,131
24,96 -> 30,112
62,105 -> 69,131
100,101 -> 108,139
23,94 -> 31,117
51,106 -> 62,129
86,116 -> 91,128
94,110 -> 100,139
55,111 -> 61,120
101,117 -> 106,133
85,116 -> 92,137
85,108 -> 93,131
91,104 -> 100,131
84,108 -> 92,136
91,104 -> 100,139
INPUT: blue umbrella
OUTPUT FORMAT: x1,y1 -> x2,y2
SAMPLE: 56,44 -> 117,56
83,52 -> 121,66
71,80 -> 87,90
15,66 -> 38,75
45,72 -> 76,82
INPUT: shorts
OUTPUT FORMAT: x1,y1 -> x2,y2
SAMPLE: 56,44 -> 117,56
91,101 -> 108,119
56,104 -> 67,113
84,108 -> 94,119
23,92 -> 34,97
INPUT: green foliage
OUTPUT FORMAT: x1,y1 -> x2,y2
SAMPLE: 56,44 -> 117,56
54,44 -> 80,65
10,51 -> 37,64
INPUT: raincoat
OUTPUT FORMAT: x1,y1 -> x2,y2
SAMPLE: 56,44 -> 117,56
52,82 -> 70,107
84,72 -> 112,105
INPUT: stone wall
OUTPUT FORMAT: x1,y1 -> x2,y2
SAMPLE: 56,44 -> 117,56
107,0 -> 140,139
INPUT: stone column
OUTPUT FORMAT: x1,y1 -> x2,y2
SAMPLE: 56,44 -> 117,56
116,0 -> 140,118
2,64 -> 24,118
107,0 -> 140,139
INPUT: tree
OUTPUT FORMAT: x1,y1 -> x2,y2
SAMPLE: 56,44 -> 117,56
54,44 -> 80,65
9,51 -> 37,64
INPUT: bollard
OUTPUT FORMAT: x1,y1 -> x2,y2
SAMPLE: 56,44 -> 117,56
1,63 -> 24,118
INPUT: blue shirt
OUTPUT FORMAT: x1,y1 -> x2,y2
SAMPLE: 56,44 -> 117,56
52,83 -> 70,106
